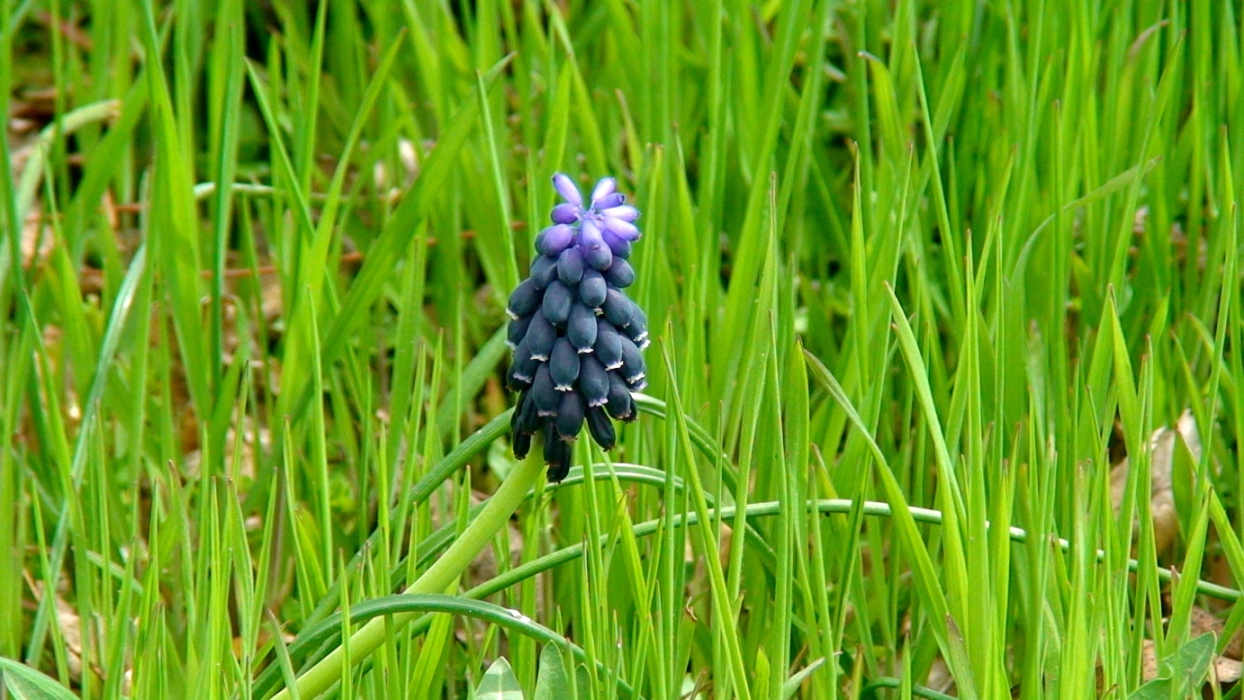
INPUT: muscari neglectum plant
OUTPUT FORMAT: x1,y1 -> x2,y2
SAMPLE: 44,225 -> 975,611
506,173 -> 648,481
271,174 -> 646,699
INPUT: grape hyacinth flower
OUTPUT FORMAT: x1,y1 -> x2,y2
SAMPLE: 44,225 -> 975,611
506,173 -> 647,482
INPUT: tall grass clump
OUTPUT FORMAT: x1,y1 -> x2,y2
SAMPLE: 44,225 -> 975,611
2,1 -> 1243,699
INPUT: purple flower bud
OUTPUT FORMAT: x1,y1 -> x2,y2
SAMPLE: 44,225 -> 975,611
579,219 -> 613,270
590,177 -> 617,205
601,228 -> 632,258
595,193 -> 625,209
551,203 -> 580,224
557,247 -> 586,285
579,268 -> 607,308
601,217 -> 640,241
600,205 -> 639,222
542,280 -> 573,325
586,406 -> 616,450
536,224 -> 576,257
567,302 -> 598,353
552,173 -> 582,207
555,391 -> 585,442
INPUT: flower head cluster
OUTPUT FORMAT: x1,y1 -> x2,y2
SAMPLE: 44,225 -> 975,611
507,174 -> 649,482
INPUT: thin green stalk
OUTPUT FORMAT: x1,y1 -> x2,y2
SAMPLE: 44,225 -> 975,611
271,448 -> 547,700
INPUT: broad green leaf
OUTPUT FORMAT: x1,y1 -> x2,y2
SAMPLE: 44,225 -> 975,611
475,658 -> 524,700
533,644 -> 570,700
0,658 -> 79,700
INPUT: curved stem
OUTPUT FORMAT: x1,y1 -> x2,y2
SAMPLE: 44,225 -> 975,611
271,450 -> 547,700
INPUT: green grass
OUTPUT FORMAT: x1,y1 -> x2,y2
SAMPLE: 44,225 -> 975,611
3,0 -> 1244,698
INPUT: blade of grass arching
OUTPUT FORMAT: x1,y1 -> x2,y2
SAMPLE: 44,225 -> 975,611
660,339 -> 752,700
409,469 -> 471,700
10,99 -> 121,237
884,286 -> 973,688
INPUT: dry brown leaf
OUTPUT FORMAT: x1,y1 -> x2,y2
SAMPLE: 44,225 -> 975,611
1216,655 -> 1243,684
1109,410 -> 1201,555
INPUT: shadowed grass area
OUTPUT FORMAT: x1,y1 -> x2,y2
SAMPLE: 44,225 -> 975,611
2,1 -> 1244,698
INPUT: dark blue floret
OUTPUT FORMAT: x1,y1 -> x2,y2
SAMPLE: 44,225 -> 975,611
619,335 -> 645,385
555,391 -> 585,442
578,354 -> 609,407
586,407 -> 616,450
523,310 -> 557,362
511,390 -> 530,431
508,337 -> 539,390
544,433 -> 571,482
557,247 -> 586,285
605,371 -> 635,421
622,313 -> 648,349
579,269 -> 607,308
601,288 -> 634,328
506,313 -> 533,349
542,280 -> 573,326
567,303 -> 598,353
512,430 -> 532,459
506,278 -> 541,319
549,337 -> 580,390
531,364 -> 559,416
593,319 -> 624,370
514,387 -> 542,434
602,258 -> 635,288
530,254 -> 558,290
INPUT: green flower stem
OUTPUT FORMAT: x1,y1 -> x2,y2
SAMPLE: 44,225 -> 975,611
272,450 -> 547,700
